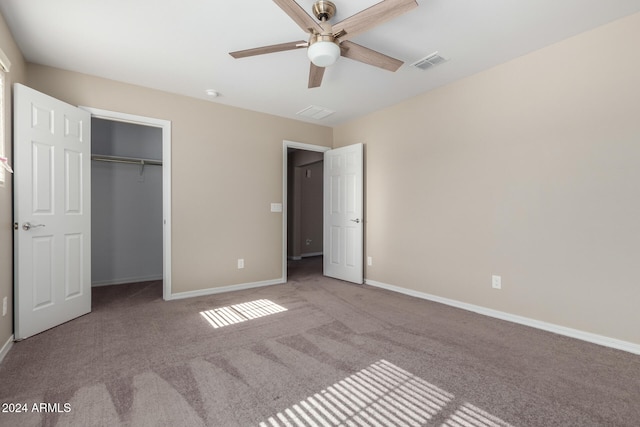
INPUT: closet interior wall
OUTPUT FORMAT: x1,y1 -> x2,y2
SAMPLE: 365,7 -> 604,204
287,149 -> 323,260
91,118 -> 163,286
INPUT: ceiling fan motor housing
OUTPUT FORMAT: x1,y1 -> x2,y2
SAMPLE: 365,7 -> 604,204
308,1 -> 340,67
312,1 -> 337,21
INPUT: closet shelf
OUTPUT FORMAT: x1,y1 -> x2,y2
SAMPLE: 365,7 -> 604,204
91,154 -> 162,166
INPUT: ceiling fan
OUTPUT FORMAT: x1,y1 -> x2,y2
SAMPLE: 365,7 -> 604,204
229,0 -> 419,88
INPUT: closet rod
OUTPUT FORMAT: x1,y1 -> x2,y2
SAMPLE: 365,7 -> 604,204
91,154 -> 162,166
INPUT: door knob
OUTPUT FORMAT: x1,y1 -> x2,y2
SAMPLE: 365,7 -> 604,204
350,218 -> 360,223
22,222 -> 45,231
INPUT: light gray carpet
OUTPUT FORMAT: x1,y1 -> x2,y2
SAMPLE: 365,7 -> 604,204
0,257 -> 639,426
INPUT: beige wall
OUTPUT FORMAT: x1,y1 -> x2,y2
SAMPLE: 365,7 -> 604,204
0,12 -> 26,347
334,13 -> 640,345
26,64 -> 332,294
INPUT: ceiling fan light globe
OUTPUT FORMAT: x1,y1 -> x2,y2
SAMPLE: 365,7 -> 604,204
308,40 -> 340,67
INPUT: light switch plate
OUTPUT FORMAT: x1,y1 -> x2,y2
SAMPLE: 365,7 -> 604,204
271,203 -> 282,212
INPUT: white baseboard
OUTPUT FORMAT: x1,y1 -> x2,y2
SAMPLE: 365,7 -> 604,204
288,253 -> 323,261
365,279 -> 640,355
0,335 -> 14,365
301,252 -> 323,258
168,278 -> 285,301
92,274 -> 163,287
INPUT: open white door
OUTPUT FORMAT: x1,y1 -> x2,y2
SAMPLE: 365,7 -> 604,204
13,84 -> 91,339
323,143 -> 363,284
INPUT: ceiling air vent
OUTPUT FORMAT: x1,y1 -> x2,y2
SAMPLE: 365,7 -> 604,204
410,52 -> 448,71
296,105 -> 335,120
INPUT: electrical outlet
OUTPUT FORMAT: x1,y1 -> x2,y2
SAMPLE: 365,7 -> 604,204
492,275 -> 502,289
2,297 -> 6,316
367,257 -> 373,266
237,259 -> 244,269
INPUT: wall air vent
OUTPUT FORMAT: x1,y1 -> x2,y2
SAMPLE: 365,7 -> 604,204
410,52 -> 448,71
296,105 -> 335,120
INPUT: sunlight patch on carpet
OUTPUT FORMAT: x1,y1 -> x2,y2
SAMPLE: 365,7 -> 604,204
260,359 -> 453,426
200,299 -> 287,329
259,359 -> 513,427
443,402 -> 513,426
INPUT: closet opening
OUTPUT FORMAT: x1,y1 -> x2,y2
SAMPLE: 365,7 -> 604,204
283,141 -> 329,281
85,108 -> 172,299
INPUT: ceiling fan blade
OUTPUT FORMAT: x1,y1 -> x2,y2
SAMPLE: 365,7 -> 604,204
308,63 -> 325,88
340,41 -> 403,72
273,0 -> 323,34
333,0 -> 418,42
229,41 -> 307,59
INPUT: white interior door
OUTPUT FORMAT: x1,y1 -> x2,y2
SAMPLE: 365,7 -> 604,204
13,84 -> 91,339
323,143 -> 363,284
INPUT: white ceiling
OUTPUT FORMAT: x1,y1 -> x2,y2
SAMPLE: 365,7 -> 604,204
2,0 -> 639,126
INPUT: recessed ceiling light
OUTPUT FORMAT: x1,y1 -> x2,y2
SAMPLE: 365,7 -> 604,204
205,89 -> 219,97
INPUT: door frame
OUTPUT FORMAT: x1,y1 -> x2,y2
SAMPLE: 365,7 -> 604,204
82,107 -> 172,300
282,140 -> 330,282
